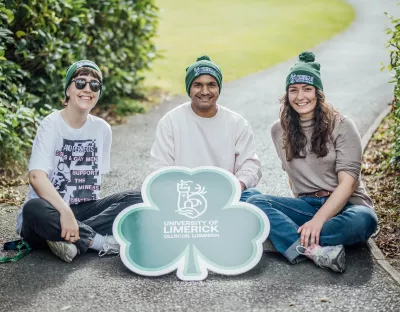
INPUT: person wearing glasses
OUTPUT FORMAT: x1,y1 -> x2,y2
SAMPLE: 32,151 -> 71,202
247,51 -> 378,273
16,60 -> 143,263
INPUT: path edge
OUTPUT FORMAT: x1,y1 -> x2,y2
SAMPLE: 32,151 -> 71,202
361,104 -> 400,285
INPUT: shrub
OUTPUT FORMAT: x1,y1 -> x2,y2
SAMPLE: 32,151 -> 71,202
0,9 -> 44,172
0,100 -> 52,175
0,60 -> 51,173
113,98 -> 146,117
86,0 -> 158,105
2,0 -> 158,109
0,0 -> 158,172
385,10 -> 400,169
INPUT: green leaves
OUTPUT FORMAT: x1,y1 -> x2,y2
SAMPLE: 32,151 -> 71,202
113,167 -> 269,281
0,0 -> 159,171
15,30 -> 25,38
0,94 -> 53,171
0,7 -> 14,24
385,8 -> 400,170
2,0 -> 159,107
387,11 -> 400,169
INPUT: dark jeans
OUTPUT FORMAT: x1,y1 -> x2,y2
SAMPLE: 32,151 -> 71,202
21,189 -> 143,253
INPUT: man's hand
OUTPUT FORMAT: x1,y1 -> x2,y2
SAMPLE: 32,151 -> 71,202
60,210 -> 80,243
297,217 -> 325,248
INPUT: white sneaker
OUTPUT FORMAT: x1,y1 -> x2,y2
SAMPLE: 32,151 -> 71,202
297,244 -> 345,273
47,241 -> 78,263
98,235 -> 120,257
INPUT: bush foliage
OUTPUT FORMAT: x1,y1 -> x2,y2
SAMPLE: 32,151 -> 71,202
0,0 -> 158,172
386,10 -> 400,169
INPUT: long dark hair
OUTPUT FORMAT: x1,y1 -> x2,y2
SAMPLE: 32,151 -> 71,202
280,89 -> 341,161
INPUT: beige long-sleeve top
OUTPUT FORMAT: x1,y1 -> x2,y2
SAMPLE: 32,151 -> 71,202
271,116 -> 373,208
150,102 -> 262,188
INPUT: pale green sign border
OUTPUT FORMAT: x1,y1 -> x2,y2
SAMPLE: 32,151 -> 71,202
112,166 -> 270,281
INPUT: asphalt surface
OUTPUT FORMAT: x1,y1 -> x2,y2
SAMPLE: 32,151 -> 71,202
1,0 -> 400,311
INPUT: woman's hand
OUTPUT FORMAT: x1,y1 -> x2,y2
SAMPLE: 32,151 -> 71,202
29,170 -> 80,243
60,210 -> 80,243
297,172 -> 358,249
297,217 -> 325,248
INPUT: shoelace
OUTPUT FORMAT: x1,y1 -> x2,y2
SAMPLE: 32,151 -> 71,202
98,235 -> 119,257
296,245 -> 332,269
296,245 -> 308,255
98,247 -> 110,257
311,249 -> 331,268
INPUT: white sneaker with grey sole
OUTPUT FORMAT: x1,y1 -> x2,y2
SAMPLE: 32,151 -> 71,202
297,244 -> 345,273
47,240 -> 78,263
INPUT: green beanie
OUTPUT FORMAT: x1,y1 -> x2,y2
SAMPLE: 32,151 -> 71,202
185,55 -> 223,96
286,51 -> 323,91
64,60 -> 103,96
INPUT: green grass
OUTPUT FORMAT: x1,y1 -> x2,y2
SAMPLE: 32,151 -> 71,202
145,0 -> 355,95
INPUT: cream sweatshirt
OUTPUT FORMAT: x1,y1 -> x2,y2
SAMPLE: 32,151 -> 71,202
150,102 -> 262,188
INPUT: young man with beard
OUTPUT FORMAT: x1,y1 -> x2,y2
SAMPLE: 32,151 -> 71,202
150,56 -> 262,200
17,60 -> 143,263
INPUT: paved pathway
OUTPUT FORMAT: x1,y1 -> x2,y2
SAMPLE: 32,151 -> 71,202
1,0 -> 400,311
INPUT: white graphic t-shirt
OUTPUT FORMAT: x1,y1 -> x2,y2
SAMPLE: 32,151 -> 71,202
16,111 -> 112,233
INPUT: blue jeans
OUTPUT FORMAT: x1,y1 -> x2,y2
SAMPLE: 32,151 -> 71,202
247,194 -> 378,264
240,188 -> 261,202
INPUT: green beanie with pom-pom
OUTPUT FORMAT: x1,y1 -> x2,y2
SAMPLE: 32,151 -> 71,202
286,51 -> 323,91
185,55 -> 223,96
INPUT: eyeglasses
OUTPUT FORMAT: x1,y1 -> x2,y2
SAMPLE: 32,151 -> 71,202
71,78 -> 102,92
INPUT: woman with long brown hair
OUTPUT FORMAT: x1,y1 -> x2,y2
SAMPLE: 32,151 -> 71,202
248,51 -> 378,272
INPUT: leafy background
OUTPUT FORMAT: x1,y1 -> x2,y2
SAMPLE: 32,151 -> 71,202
361,9 -> 400,269
0,0 -> 158,172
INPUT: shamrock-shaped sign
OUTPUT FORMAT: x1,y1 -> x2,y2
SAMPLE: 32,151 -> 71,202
113,166 -> 270,281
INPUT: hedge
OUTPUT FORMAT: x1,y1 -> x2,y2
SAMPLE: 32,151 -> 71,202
386,10 -> 400,169
0,0 -> 158,172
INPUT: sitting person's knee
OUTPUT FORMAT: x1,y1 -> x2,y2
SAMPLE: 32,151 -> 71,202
247,194 -> 272,206
363,208 -> 378,237
119,189 -> 143,203
247,194 -> 260,204
22,198 -> 48,220
351,207 -> 378,240
243,188 -> 262,197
